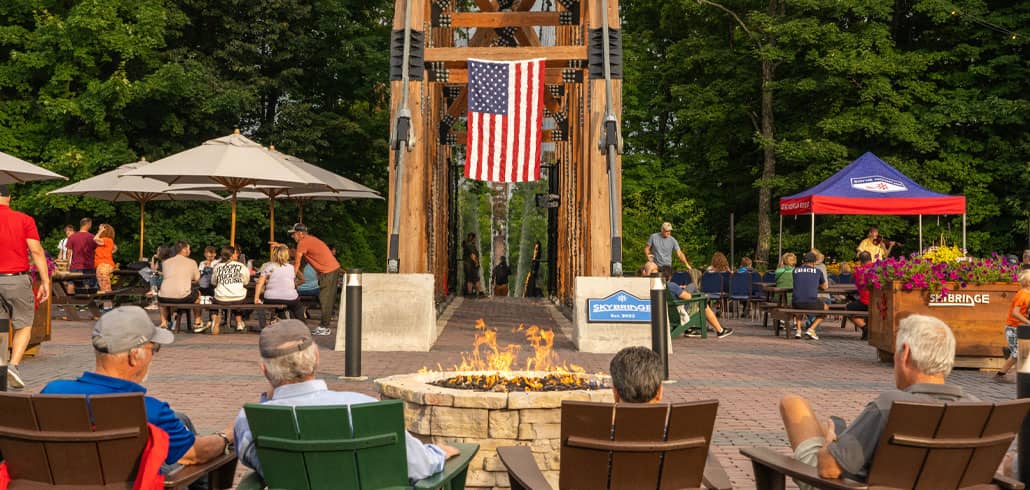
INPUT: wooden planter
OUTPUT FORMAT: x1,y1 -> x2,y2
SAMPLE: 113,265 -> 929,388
868,281 -> 1020,369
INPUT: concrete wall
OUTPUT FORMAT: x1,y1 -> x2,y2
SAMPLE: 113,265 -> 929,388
573,276 -> 655,353
334,273 -> 438,352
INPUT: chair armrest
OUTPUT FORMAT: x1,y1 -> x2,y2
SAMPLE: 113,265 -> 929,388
414,442 -> 480,489
740,447 -> 867,490
993,473 -> 1025,490
164,453 -> 237,490
702,452 -> 732,490
235,471 -> 265,490
496,445 -> 554,490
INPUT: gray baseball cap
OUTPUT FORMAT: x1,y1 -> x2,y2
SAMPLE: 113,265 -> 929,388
92,306 -> 174,354
259,319 -> 313,358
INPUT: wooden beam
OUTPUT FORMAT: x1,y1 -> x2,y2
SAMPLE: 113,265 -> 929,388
445,11 -> 561,28
438,68 -> 573,84
425,46 -> 587,62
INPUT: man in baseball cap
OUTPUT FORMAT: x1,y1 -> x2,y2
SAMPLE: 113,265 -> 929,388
645,222 -> 692,270
234,320 -> 461,481
42,306 -> 234,466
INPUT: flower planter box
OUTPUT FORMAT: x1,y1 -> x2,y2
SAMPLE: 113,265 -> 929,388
868,282 -> 1020,369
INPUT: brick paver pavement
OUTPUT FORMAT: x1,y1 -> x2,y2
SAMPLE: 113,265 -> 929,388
15,298 -> 1016,489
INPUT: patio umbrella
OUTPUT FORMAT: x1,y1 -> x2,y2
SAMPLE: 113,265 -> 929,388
0,151 -> 67,184
122,130 -> 334,245
49,158 -> 223,259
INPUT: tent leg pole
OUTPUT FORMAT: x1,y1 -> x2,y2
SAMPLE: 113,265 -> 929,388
810,213 -> 815,250
918,215 -> 923,252
962,214 -> 967,253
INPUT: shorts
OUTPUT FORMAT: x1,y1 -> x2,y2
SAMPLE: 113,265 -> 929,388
1006,326 -> 1017,359
793,301 -> 825,311
793,436 -> 826,490
0,275 -> 35,329
846,301 -> 868,311
158,290 -> 199,304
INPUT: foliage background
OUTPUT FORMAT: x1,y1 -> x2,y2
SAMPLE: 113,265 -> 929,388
0,0 -> 1026,275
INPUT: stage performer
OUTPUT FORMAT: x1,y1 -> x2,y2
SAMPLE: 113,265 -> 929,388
0,184 -> 51,389
855,227 -> 894,260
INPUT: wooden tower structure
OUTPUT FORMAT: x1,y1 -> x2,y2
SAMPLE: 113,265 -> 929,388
386,0 -> 623,302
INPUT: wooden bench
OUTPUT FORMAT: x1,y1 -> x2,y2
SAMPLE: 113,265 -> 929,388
770,307 -> 869,339
158,303 -> 286,333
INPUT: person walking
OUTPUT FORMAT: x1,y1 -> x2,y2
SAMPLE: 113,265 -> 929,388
286,223 -> 340,336
65,217 -> 97,293
645,222 -> 692,269
0,184 -> 51,389
492,256 -> 510,297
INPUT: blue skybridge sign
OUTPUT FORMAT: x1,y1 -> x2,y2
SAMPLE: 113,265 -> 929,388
587,290 -> 651,323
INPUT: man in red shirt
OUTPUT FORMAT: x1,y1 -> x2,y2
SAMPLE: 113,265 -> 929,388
287,223 -> 341,336
0,184 -> 51,389
64,217 -> 97,293
848,251 -> 874,340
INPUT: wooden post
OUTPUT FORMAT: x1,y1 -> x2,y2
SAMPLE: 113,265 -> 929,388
386,0 -> 429,273
585,0 -> 622,276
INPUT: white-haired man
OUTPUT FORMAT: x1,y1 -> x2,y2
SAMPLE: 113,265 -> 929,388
233,320 -> 460,482
778,314 -> 974,487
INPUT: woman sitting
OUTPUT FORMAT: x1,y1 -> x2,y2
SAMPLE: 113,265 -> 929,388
207,246 -> 250,334
254,244 -> 304,321
705,251 -> 732,273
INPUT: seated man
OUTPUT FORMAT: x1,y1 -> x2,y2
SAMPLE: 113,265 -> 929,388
609,346 -> 664,403
792,251 -> 828,340
234,320 -> 460,482
42,306 -> 234,467
779,314 -> 975,488
661,265 -> 733,338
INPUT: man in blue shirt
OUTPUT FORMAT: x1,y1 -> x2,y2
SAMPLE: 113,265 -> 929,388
792,252 -> 828,339
42,306 -> 234,466
234,320 -> 460,482
662,266 -> 733,339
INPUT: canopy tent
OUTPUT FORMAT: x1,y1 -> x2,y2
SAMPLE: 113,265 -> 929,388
777,152 -> 967,256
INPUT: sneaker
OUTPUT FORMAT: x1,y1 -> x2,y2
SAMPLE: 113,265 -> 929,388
312,326 -> 332,336
6,364 -> 25,389
995,372 -> 1016,383
144,302 -> 159,311
805,329 -> 820,340
684,328 -> 702,338
794,330 -> 802,339
193,322 -> 211,333
717,328 -> 734,339
236,321 -> 247,332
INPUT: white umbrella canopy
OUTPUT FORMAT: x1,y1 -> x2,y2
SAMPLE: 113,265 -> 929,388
122,130 -> 333,245
0,151 -> 67,184
49,158 -> 223,258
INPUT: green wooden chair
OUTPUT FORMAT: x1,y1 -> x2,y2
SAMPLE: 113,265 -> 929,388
237,399 -> 478,490
667,289 -> 710,338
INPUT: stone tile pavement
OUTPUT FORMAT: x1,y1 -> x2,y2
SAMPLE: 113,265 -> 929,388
14,298 -> 1017,489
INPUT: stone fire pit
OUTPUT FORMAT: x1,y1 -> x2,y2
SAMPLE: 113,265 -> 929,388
376,371 -> 613,489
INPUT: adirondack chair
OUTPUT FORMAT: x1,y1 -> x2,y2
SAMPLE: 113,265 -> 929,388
237,399 -> 479,490
666,289 -> 709,338
741,399 -> 1030,490
497,400 -> 732,490
0,391 -> 237,489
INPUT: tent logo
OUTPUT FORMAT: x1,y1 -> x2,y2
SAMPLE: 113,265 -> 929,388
851,176 -> 908,193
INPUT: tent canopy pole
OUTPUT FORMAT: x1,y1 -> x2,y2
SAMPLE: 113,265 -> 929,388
918,215 -> 923,252
810,213 -> 815,250
962,214 -> 967,253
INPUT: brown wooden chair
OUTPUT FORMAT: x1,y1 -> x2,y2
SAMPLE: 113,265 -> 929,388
0,392 -> 237,489
741,399 -> 1030,489
497,400 -> 732,489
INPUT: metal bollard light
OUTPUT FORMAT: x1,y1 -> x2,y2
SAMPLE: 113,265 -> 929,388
1018,324 -> 1030,484
650,276 -> 669,381
0,319 -> 8,391
344,269 -> 363,379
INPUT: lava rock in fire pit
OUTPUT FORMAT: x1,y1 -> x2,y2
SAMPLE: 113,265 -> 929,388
431,373 -> 608,392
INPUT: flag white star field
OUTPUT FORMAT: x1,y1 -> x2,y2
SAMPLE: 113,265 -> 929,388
465,58 -> 545,182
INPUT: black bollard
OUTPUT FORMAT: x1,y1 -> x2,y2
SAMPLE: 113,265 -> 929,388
0,319 -> 8,391
344,269 -> 363,378
650,276 -> 669,380
1018,325 -> 1030,484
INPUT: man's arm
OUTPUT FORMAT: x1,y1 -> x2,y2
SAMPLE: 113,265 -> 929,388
293,250 -> 305,280
677,249 -> 691,268
27,239 -> 50,302
404,432 -> 459,481
178,429 -> 234,465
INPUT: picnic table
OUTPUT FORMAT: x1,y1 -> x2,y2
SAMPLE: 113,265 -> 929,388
51,270 -> 151,321
754,283 -> 866,337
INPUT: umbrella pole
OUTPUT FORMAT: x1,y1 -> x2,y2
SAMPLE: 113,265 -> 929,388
298,203 -> 303,223
139,201 -> 146,260
231,191 -> 238,246
269,198 -> 275,257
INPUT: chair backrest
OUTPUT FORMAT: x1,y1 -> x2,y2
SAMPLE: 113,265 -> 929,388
0,392 -> 149,487
669,271 -> 692,287
559,400 -> 718,490
866,399 -> 1030,488
729,273 -> 751,297
699,273 -> 722,295
244,399 -> 408,490
750,272 -> 765,298
762,271 -> 775,283
720,271 -> 731,292
837,272 -> 854,284
826,272 -> 840,284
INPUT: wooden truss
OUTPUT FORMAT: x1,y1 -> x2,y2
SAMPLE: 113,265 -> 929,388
387,0 -> 623,301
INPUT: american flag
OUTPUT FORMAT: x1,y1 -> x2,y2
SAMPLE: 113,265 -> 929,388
465,58 -> 545,182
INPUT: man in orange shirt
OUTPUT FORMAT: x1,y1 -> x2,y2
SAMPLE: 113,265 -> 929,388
288,223 -> 341,336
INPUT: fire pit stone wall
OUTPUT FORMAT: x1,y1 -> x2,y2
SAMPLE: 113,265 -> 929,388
376,372 -> 613,489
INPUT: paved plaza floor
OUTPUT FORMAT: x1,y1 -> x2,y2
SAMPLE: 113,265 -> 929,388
16,298 -> 1016,488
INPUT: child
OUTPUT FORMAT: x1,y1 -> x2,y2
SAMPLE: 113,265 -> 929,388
736,257 -> 754,274
996,269 -> 1030,381
194,246 -> 220,330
